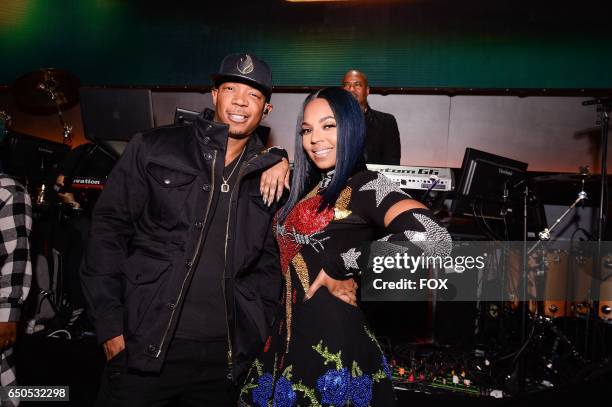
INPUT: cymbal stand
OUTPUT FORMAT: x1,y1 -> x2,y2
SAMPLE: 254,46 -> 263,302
512,182 -> 590,393
582,97 -> 611,360
528,176 -> 589,256
516,184 -> 529,392
37,77 -> 73,146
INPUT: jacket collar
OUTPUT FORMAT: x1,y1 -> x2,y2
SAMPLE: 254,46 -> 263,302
194,116 -> 266,151
194,115 -> 229,151
193,116 -> 279,174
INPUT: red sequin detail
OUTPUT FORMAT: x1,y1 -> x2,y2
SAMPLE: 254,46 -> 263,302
278,354 -> 285,371
278,319 -> 284,335
292,288 -> 297,304
275,195 -> 334,274
263,335 -> 272,353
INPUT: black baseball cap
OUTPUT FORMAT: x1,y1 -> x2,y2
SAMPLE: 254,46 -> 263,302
211,53 -> 272,101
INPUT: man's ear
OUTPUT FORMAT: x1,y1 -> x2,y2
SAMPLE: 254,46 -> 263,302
211,88 -> 218,106
263,103 -> 273,116
365,86 -> 371,98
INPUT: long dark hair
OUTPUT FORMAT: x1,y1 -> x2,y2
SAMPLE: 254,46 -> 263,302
277,87 -> 366,222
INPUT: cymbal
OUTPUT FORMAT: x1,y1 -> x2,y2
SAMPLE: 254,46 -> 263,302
12,68 -> 80,113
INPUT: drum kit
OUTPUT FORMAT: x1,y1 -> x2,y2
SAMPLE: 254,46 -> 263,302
2,68 -> 106,339
508,170 -> 612,325
2,68 -> 86,203
514,247 -> 612,322
497,167 -> 612,384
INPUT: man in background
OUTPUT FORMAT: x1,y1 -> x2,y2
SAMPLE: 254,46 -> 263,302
342,69 -> 401,165
0,173 -> 32,407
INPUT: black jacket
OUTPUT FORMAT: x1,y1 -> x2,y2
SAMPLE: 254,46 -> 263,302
364,106 -> 401,165
81,117 -> 283,381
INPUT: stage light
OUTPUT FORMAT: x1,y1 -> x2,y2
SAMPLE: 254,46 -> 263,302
285,0 -> 353,3
285,0 -> 420,3
0,0 -> 30,30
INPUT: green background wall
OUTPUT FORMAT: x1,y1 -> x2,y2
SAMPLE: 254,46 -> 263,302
1,0 -> 611,88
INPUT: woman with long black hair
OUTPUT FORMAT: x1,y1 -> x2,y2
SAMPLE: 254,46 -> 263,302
240,87 -> 451,407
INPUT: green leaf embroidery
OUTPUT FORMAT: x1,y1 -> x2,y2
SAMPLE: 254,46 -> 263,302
240,382 -> 258,397
312,341 -> 343,370
364,325 -> 392,384
254,359 -> 264,377
364,325 -> 383,353
372,369 -> 388,383
239,359 -> 261,397
282,365 -> 293,381
293,381 -> 322,407
352,360 -> 363,377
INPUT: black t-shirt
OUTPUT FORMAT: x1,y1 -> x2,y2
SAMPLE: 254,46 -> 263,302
59,143 -> 117,180
363,107 -> 401,165
57,143 -> 117,211
174,152 -> 244,342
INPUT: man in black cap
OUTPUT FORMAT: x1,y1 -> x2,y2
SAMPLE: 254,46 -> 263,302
342,69 -> 401,165
81,53 -> 290,406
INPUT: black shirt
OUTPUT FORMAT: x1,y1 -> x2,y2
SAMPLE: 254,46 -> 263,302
58,143 -> 117,211
174,152 -> 244,341
58,143 -> 116,179
364,106 -> 402,165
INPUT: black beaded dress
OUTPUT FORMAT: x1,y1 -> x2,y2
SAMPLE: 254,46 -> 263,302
239,170 -> 451,407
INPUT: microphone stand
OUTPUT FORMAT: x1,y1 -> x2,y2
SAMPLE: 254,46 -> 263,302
511,171 -> 594,393
516,184 -> 529,393
512,181 -> 590,394
500,178 -> 530,394
582,97 -> 611,360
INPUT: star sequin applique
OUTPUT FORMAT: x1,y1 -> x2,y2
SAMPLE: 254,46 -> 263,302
341,248 -> 361,270
404,213 -> 452,257
358,173 -> 407,207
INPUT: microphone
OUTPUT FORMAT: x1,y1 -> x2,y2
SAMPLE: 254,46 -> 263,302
420,175 -> 439,206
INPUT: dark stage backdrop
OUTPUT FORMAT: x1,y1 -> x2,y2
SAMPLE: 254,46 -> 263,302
1,0 -> 611,89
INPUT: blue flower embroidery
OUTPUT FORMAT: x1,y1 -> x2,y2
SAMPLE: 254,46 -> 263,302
273,376 -> 297,407
316,368 -> 350,406
349,374 -> 373,407
252,373 -> 273,407
381,354 -> 392,380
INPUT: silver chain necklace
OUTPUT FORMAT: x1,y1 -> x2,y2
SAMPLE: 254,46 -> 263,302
221,146 -> 246,193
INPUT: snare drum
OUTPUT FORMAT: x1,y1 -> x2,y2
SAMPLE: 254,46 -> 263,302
504,249 -> 537,313
538,250 -> 570,319
567,253 -> 612,322
569,253 -> 593,318
598,296 -> 612,322
599,257 -> 612,323
505,248 -> 569,318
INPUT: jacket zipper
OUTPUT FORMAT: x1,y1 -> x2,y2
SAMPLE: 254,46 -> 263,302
222,153 -> 259,380
154,150 -> 217,358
